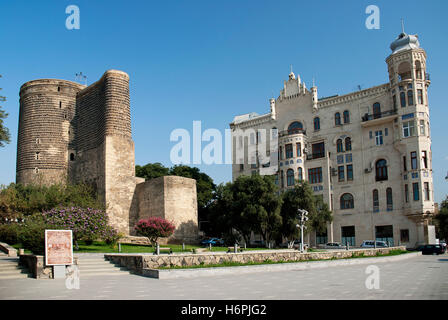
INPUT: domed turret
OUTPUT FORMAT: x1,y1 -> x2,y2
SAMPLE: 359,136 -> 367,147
390,32 -> 420,54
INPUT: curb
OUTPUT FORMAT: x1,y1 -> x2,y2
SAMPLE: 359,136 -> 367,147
142,252 -> 421,279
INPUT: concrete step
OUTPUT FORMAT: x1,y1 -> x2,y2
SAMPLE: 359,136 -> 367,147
0,273 -> 30,280
0,269 -> 29,275
0,266 -> 27,272
79,271 -> 132,277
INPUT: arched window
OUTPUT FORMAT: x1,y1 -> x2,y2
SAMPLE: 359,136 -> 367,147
407,90 -> 414,106
400,92 -> 406,107
288,121 -> 303,135
386,188 -> 393,211
298,167 -> 303,182
337,139 -> 344,153
343,110 -> 350,123
373,102 -> 381,119
335,113 -> 341,126
314,117 -> 320,131
398,61 -> 412,81
345,137 -> 352,151
373,189 -> 379,212
340,193 -> 354,210
287,169 -> 295,186
375,159 -> 388,181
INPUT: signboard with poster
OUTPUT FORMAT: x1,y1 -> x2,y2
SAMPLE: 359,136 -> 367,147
45,230 -> 73,266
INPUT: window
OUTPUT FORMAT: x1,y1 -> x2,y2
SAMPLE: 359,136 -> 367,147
70,153 -> 75,161
375,131 -> 383,145
422,151 -> 428,169
287,169 -> 295,186
403,156 -> 407,172
285,144 -> 293,159
341,226 -> 356,246
369,131 -> 373,139
335,112 -> 341,126
346,164 -> 353,181
400,92 -> 406,107
345,137 -> 352,151
316,230 -> 328,245
288,121 -> 303,135
298,167 -> 303,181
337,139 -> 344,153
343,110 -> 350,123
296,143 -> 301,157
405,184 -> 409,203
385,128 -> 388,136
413,183 -> 419,201
400,229 -> 409,243
424,182 -> 430,201
411,151 -> 417,170
418,89 -> 423,104
314,117 -> 320,131
59,101 -> 62,109
375,159 -> 388,181
274,174 -> 279,186
279,146 -> 283,160
373,103 -> 381,119
308,167 -> 322,184
239,163 -> 244,171
340,193 -> 354,210
338,166 -> 345,182
280,170 -> 284,188
419,120 -> 425,135
407,90 -> 414,106
402,121 -> 415,138
373,189 -> 379,212
311,142 -> 325,159
35,152 -> 40,160
386,188 -> 393,211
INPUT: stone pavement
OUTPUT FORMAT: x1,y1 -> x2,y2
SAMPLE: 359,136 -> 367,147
0,253 -> 447,300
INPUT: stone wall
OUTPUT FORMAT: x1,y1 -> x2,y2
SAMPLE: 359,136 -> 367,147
105,246 -> 407,272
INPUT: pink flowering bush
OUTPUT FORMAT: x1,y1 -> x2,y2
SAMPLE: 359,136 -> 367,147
134,217 -> 175,246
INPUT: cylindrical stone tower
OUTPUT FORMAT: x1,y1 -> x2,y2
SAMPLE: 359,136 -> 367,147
17,79 -> 85,185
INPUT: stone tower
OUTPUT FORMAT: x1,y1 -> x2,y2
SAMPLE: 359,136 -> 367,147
386,30 -> 434,237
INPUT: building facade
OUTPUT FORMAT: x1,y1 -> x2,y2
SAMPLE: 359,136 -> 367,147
16,70 -> 198,242
230,32 -> 435,248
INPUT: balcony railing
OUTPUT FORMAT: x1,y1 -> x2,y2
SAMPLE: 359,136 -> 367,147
361,109 -> 397,122
425,73 -> 430,81
279,129 -> 306,137
306,152 -> 326,160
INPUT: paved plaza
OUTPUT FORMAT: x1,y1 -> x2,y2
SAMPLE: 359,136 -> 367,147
0,253 -> 447,300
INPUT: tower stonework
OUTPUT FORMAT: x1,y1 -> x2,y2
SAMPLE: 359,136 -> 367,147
16,70 -> 199,242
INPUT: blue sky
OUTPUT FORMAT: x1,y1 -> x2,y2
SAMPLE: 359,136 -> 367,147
0,0 -> 447,203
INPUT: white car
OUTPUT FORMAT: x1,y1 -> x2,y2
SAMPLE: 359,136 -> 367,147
360,240 -> 388,248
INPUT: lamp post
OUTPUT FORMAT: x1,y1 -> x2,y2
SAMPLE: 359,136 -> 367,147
297,209 -> 309,253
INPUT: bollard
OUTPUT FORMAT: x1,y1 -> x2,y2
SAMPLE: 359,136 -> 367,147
156,243 -> 160,255
209,243 -> 212,251
346,243 -> 349,250
244,243 -> 246,249
182,243 -> 185,251
118,243 -> 121,253
19,249 -> 24,256
234,243 -> 238,253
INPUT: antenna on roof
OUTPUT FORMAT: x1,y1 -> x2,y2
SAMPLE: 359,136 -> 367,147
401,19 -> 405,34
290,64 -> 293,74
312,77 -> 315,87
75,72 -> 87,85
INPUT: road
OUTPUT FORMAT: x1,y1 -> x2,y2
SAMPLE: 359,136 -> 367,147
0,253 -> 447,300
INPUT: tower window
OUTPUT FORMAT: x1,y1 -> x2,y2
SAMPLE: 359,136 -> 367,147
287,121 -> 303,135
57,86 -> 61,92
59,101 -> 62,109
400,92 -> 406,107
411,151 -> 417,170
35,152 -> 40,160
70,153 -> 75,161
407,90 -> 414,106
417,89 -> 424,104
413,182 -> 419,201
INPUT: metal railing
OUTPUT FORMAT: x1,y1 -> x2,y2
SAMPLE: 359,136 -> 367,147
361,109 -> 397,122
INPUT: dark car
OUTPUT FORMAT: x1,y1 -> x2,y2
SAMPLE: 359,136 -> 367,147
200,238 -> 224,246
421,244 -> 444,255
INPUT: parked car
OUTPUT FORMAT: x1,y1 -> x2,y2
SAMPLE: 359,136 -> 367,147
421,244 -> 444,255
360,240 -> 389,248
200,238 -> 224,246
324,242 -> 343,249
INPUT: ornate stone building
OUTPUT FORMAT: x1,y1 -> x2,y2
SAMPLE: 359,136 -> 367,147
16,70 -> 198,242
230,31 -> 435,248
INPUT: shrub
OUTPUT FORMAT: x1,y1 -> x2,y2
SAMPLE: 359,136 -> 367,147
18,214 -> 58,255
0,223 -> 21,245
135,217 -> 175,246
42,207 -> 109,242
103,226 -> 123,247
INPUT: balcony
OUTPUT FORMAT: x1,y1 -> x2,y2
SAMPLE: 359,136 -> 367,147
361,109 -> 398,127
306,152 -> 326,161
279,128 -> 306,138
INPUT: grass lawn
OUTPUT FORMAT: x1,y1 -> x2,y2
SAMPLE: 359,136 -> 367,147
74,241 -> 271,254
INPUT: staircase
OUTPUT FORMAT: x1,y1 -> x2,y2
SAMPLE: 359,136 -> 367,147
0,254 -> 30,280
76,255 -> 133,277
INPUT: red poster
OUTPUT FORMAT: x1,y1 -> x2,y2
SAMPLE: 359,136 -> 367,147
45,230 -> 73,265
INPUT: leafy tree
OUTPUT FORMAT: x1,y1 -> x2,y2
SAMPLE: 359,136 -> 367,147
134,217 -> 175,246
135,163 -> 170,180
0,75 -> 11,147
435,196 -> 448,241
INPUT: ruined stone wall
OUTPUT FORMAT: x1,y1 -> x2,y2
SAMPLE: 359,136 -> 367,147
17,79 -> 85,185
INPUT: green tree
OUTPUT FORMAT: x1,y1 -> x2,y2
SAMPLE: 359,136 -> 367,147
280,181 -> 332,243
135,162 -> 170,180
435,196 -> 448,241
0,75 -> 11,147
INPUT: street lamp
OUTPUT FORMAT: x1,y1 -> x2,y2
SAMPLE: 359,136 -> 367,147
297,209 -> 309,253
